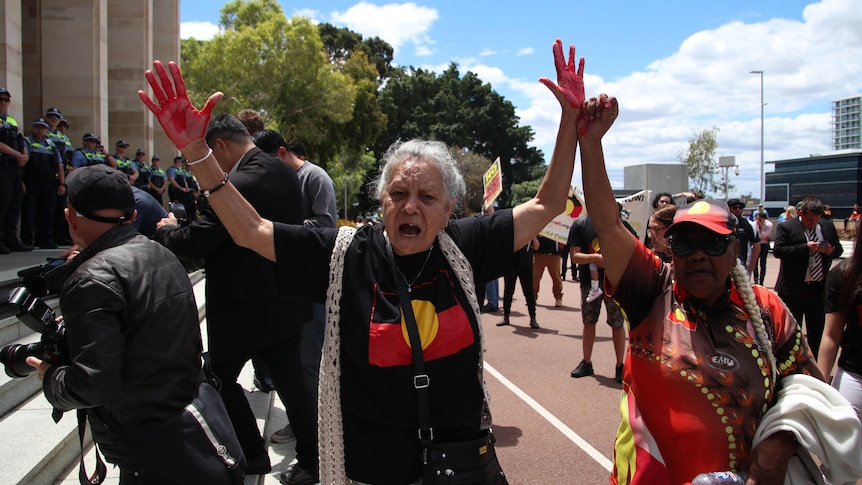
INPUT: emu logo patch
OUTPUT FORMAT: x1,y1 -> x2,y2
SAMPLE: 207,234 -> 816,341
707,351 -> 739,371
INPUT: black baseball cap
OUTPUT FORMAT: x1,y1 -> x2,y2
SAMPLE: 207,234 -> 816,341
31,118 -> 50,129
66,165 -> 135,224
726,198 -> 745,209
45,107 -> 62,118
83,133 -> 101,143
0,87 -> 10,97
135,148 -> 146,155
115,140 -> 130,148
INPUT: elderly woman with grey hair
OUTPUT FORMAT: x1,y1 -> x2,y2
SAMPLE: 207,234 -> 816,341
140,38 -> 588,484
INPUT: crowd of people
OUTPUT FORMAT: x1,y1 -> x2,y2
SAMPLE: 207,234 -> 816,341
9,36 -> 862,485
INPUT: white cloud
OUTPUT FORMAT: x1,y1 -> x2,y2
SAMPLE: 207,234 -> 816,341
479,49 -> 497,57
507,0 -> 862,197
329,2 -> 438,55
180,21 -> 220,41
516,47 -> 534,56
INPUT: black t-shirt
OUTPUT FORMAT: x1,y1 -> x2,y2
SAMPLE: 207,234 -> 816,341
273,210 -> 516,484
567,216 -> 636,288
734,214 -> 757,264
825,260 -> 862,374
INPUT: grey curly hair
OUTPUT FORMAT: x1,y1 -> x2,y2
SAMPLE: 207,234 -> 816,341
368,139 -> 466,212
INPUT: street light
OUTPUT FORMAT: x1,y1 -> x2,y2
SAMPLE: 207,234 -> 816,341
750,70 -> 765,204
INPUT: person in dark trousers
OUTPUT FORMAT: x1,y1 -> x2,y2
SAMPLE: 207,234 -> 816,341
773,196 -> 842,359
497,237 -> 540,329
153,115 -> 317,480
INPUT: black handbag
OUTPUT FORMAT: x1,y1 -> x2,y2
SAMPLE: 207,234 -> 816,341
385,237 -> 508,485
86,380 -> 246,485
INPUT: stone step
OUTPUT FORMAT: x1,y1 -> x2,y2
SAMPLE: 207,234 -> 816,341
0,272 -> 207,485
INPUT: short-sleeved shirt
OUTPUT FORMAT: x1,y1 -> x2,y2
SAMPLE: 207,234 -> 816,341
71,148 -> 108,168
735,215 -> 758,264
825,260 -> 862,375
273,210 -> 516,484
608,240 -> 811,485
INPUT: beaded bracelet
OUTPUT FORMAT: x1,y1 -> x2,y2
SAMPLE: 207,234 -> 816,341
202,172 -> 229,198
186,147 -> 213,166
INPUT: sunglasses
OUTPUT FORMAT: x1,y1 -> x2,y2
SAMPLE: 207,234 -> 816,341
667,234 -> 735,257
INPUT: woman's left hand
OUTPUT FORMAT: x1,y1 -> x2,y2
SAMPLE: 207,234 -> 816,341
743,431 -> 797,485
138,61 -> 223,151
539,38 -> 585,113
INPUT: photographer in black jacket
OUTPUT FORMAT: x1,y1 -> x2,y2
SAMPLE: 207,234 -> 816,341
25,165 -> 229,483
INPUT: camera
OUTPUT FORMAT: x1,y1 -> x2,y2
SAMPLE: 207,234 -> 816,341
0,259 -> 68,378
0,287 -> 67,378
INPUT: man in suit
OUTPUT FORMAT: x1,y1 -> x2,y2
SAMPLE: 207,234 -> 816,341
154,115 -> 318,482
773,196 -> 842,359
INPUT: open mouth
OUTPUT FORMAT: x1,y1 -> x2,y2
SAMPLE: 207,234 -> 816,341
400,224 -> 421,238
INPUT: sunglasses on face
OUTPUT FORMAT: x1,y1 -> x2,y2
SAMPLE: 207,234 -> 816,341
667,234 -> 734,256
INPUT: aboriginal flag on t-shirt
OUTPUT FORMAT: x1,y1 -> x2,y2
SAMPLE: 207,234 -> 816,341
368,269 -> 475,367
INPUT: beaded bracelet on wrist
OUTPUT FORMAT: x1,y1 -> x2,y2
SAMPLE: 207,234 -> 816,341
202,172 -> 229,198
186,148 -> 213,166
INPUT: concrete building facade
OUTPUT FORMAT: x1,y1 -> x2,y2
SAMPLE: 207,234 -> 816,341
623,162 -> 689,202
834,94 -> 862,151
1,0 -> 180,162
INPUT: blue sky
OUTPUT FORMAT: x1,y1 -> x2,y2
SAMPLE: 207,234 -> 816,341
180,0 -> 862,199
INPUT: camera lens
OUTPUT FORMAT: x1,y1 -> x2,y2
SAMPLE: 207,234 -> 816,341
0,342 -> 42,378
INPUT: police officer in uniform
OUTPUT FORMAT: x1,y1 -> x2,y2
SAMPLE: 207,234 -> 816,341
113,140 -> 139,184
147,155 -> 166,204
70,133 -> 116,169
46,110 -> 74,245
21,118 -> 65,249
132,148 -> 150,192
0,87 -> 32,254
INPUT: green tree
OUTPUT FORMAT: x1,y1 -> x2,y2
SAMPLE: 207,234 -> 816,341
450,148 -> 494,216
376,64 -> 545,208
510,179 -> 543,206
679,126 -> 723,198
318,23 -> 397,84
179,0 -> 362,168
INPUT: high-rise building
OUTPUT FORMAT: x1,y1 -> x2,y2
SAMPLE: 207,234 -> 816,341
834,95 -> 862,150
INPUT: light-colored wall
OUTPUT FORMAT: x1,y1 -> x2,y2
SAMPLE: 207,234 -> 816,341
624,163 -> 689,200
3,0 -> 178,163
1,0 -> 24,118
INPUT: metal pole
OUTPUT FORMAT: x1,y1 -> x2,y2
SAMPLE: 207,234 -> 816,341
750,70 -> 765,204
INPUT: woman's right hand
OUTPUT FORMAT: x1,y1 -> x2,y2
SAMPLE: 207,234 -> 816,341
539,38 -> 586,112
138,61 -> 223,151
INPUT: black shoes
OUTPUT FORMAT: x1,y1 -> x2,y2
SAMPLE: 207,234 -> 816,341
481,305 -> 499,314
571,359 -> 594,378
0,245 -> 9,254
245,453 -> 272,475
278,463 -> 319,485
253,373 -> 276,393
529,318 -> 540,329
496,317 -> 510,326
615,364 -> 624,384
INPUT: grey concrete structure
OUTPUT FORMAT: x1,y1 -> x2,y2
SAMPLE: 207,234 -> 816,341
1,0 -> 180,166
623,162 -> 689,201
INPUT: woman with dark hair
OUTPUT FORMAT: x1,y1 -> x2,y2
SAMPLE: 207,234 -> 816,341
651,192 -> 673,210
820,227 -> 862,420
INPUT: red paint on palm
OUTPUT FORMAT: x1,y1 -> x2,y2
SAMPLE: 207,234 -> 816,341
138,61 -> 223,151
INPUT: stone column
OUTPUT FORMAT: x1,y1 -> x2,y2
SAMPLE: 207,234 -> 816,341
40,0 -> 110,145
152,0 -> 180,165
107,0 -> 151,152
0,0 -> 24,118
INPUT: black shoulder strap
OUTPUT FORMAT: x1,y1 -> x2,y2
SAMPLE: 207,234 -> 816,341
384,236 -> 434,449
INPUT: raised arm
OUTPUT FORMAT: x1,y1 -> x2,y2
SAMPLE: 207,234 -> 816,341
512,39 -> 583,251
578,95 -> 633,289
138,60 -> 276,261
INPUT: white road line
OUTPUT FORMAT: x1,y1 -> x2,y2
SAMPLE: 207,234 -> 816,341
484,361 -> 614,472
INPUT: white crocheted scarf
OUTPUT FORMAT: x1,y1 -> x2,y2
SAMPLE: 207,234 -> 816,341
318,226 -> 493,483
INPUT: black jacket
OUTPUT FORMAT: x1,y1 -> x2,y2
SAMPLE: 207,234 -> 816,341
43,224 -> 201,465
773,217 -> 842,296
